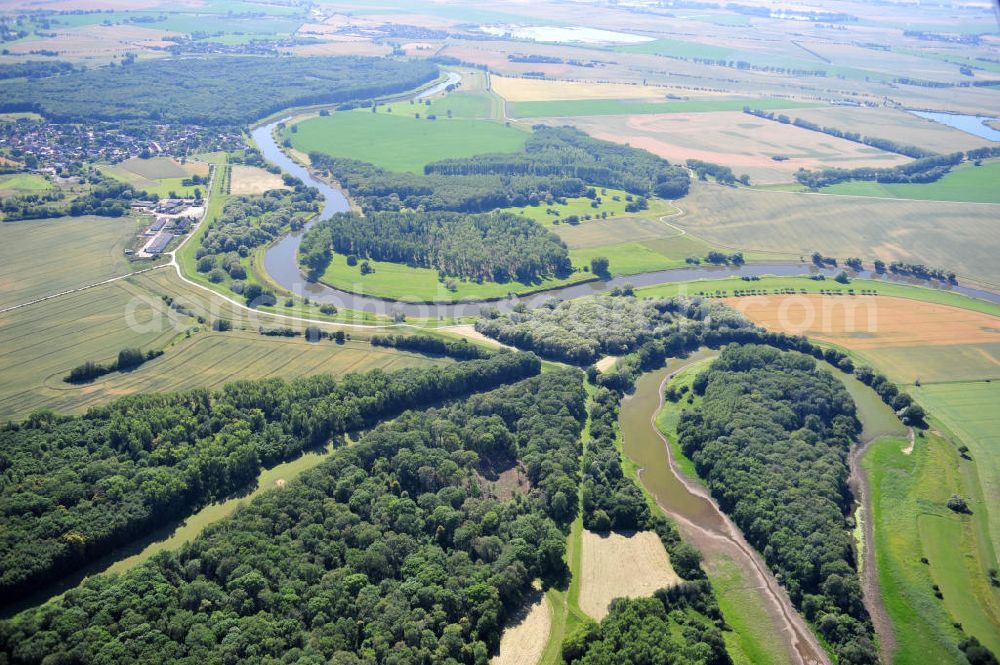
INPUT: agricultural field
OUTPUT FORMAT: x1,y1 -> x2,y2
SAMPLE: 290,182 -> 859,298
728,294 -> 1000,383
0,214 -> 144,310
508,97 -> 817,119
791,106 -> 996,156
228,164 -> 287,195
675,182 -> 1000,288
490,75 -> 721,102
565,111 -> 910,185
100,156 -> 209,198
821,160 -> 1000,204
285,110 -> 527,173
577,529 -> 679,620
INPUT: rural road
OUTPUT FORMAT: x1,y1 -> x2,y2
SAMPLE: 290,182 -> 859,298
632,363 -> 831,665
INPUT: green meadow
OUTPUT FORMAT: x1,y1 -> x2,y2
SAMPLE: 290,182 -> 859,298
286,110 -> 527,173
822,160 -> 1000,204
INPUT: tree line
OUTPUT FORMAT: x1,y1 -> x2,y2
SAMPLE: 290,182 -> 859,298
308,153 -> 591,214
370,334 -> 495,360
64,347 -> 163,383
424,127 -> 690,199
0,56 -> 438,126
0,352 -> 541,606
743,108 -> 934,159
298,211 -> 572,285
0,369 -> 589,664
795,151 -> 964,188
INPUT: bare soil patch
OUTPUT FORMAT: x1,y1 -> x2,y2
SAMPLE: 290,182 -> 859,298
578,529 -> 680,620
230,165 -> 288,195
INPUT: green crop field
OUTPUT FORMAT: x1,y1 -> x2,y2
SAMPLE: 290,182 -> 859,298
615,37 -> 735,60
675,182 -> 1000,289
0,215 -> 145,310
382,90 -> 494,122
857,343 -> 1000,384
913,381 -> 1000,561
863,431 -> 1000,663
821,160 -> 1000,204
317,250 -> 590,302
286,111 -> 528,173
0,173 -> 52,192
509,98 -> 818,118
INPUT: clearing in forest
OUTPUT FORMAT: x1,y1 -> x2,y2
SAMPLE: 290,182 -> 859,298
491,590 -> 551,665
578,529 -> 680,620
229,165 -> 288,195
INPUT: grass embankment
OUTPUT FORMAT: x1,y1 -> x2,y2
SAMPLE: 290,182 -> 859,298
821,160 -> 1000,204
285,109 -> 528,174
509,97 -> 819,118
863,428 -> 1000,663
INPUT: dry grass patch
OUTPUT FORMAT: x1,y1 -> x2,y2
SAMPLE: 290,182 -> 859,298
491,589 -> 551,665
230,165 -> 288,195
578,529 -> 680,620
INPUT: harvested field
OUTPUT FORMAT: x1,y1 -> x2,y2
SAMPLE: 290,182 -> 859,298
229,165 -> 288,195
729,294 -> 1000,383
578,529 -> 680,620
792,106 -> 995,155
490,75 -> 720,102
676,182 -> 1000,288
491,590 -> 551,665
565,111 -> 908,184
4,24 -> 181,61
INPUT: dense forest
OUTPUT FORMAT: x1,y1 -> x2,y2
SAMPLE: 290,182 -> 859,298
424,127 -> 690,198
476,295 -> 747,365
0,57 -> 438,125
677,344 -> 877,664
370,334 -> 494,360
308,154 -> 590,213
298,211 -> 571,285
0,353 -> 540,606
0,369 -> 586,664
563,586 -> 731,665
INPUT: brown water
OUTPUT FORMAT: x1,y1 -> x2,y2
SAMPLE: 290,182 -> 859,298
620,358 -> 727,534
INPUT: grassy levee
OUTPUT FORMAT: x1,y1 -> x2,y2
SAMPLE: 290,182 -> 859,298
863,430 -> 1000,663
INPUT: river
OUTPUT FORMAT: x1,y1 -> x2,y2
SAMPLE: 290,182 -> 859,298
252,96 -> 1000,318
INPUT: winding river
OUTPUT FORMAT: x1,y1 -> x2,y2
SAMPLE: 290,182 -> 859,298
252,79 -> 1000,319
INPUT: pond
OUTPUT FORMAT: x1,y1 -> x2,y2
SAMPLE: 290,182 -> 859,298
907,110 -> 1000,141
